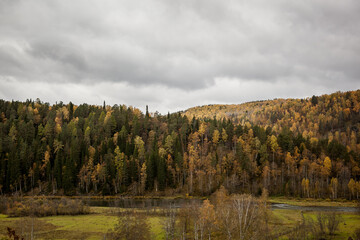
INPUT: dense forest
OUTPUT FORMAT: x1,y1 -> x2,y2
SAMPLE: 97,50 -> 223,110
0,90 -> 360,198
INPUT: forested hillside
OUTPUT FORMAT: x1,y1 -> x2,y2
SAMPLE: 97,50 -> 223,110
0,90 -> 360,199
185,91 -> 360,140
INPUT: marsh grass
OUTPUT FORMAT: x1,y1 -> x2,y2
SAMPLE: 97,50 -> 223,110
0,197 -> 89,217
269,196 -> 358,207
270,209 -> 360,240
0,204 -> 359,239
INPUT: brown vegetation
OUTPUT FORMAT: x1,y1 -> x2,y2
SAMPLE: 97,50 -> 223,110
107,210 -> 151,240
0,197 -> 89,217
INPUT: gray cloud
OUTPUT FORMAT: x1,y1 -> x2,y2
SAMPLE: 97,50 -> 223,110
0,0 -> 359,112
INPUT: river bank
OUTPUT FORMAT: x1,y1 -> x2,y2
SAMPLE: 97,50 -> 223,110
7,194 -> 358,206
269,196 -> 359,207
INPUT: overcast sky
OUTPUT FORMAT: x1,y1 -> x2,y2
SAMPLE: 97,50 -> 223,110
0,0 -> 359,114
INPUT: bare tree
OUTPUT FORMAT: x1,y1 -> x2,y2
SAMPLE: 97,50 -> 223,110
107,210 -> 151,240
163,204 -> 177,240
326,212 -> 342,235
312,212 -> 343,238
216,202 -> 236,240
177,205 -> 190,240
232,194 -> 262,240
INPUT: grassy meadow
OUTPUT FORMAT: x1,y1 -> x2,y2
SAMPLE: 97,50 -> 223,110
269,196 -> 359,207
0,207 -> 166,240
0,199 -> 359,239
270,209 -> 360,239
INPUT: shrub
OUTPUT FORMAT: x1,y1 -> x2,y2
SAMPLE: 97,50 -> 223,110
1,197 -> 89,217
107,210 -> 151,240
313,212 -> 343,237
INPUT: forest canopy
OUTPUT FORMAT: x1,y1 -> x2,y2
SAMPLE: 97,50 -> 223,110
0,90 -> 360,198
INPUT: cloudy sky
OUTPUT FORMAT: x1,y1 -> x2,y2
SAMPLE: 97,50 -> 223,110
0,0 -> 359,114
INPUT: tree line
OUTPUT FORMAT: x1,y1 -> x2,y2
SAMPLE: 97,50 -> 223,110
0,90 -> 359,198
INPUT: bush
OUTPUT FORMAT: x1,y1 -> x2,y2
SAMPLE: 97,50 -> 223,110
1,197 -> 90,217
107,210 -> 151,240
313,212 -> 343,237
326,212 -> 342,235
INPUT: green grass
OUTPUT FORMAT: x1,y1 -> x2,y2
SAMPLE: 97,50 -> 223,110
44,214 -> 118,232
0,214 -> 117,239
1,205 -> 359,239
148,217 -> 165,240
269,209 -> 360,239
336,214 -> 360,239
0,207 -> 165,240
269,196 -> 358,207
301,211 -> 360,239
269,209 -> 303,237
271,209 -> 302,224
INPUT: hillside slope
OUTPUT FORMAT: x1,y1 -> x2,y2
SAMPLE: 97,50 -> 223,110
185,90 -> 360,150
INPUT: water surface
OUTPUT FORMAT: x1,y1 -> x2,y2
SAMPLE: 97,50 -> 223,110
82,198 -> 358,212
